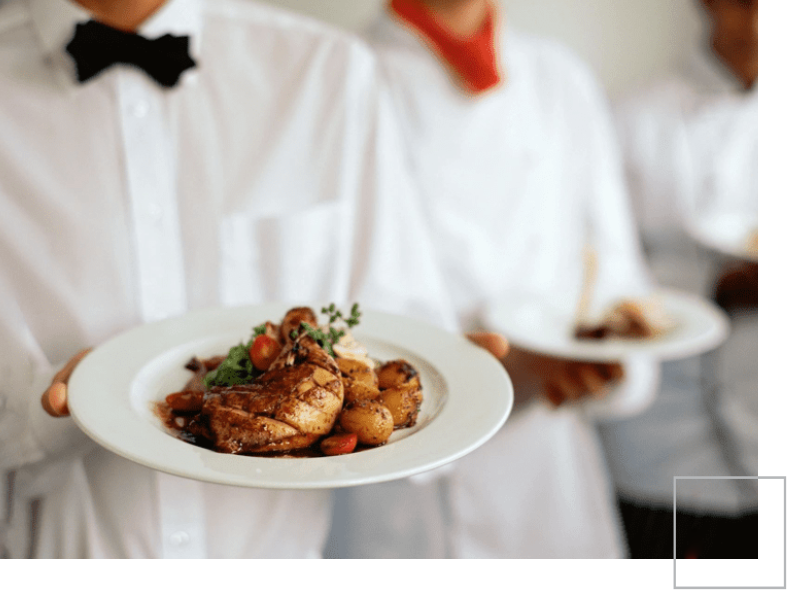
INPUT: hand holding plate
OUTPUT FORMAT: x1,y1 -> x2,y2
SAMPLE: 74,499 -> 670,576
465,332 -> 510,359
41,348 -> 92,417
501,346 -> 623,408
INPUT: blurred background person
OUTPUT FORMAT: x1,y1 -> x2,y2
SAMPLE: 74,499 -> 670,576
324,0 -> 662,559
597,0 -> 757,559
0,0 -> 476,559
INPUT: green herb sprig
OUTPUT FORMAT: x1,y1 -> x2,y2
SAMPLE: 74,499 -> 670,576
290,303 -> 362,357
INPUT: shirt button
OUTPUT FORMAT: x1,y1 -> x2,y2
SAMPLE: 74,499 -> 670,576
169,531 -> 190,546
132,101 -> 149,118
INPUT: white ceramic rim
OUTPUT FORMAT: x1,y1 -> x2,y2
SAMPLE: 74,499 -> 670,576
68,304 -> 513,489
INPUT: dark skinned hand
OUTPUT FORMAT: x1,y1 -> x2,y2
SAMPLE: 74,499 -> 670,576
501,345 -> 624,408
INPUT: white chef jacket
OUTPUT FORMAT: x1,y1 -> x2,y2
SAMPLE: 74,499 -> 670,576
0,0 -> 456,558
597,48 -> 758,514
324,12 -> 659,559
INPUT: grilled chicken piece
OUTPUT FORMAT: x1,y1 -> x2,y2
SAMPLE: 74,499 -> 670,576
197,307 -> 344,454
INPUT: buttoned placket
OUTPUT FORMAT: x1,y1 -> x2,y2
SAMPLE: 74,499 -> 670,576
154,470 -> 208,559
114,70 -> 207,558
115,71 -> 188,323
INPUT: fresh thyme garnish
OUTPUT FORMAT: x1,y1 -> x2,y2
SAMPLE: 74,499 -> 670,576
290,303 -> 362,357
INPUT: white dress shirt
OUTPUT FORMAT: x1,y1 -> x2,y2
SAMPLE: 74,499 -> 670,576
0,0 -> 456,558
597,49 -> 758,514
325,12 -> 659,559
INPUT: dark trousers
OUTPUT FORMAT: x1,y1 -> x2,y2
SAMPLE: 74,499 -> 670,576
618,498 -> 758,559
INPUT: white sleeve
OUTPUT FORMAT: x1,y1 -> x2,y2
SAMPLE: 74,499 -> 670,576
612,89 -> 694,239
0,281 -> 93,471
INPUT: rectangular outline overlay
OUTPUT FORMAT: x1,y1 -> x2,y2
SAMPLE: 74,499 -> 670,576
672,476 -> 786,589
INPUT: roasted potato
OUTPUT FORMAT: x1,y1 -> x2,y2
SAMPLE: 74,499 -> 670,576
339,400 -> 394,446
342,378 -> 381,404
336,357 -> 378,389
379,384 -> 423,429
376,359 -> 420,390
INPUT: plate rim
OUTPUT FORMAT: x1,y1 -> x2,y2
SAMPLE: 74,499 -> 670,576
68,304 -> 514,489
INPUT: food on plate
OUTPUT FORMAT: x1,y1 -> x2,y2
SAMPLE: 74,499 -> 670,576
572,246 -> 675,341
339,399 -> 394,446
320,433 -> 359,456
574,297 -> 676,341
155,304 -> 423,457
375,360 -> 423,428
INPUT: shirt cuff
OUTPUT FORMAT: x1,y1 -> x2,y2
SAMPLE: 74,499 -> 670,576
26,363 -> 93,463
0,363 -> 50,470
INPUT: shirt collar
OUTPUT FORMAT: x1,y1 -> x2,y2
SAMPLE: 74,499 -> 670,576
29,0 -> 203,88
388,0 -> 502,95
375,5 -> 514,85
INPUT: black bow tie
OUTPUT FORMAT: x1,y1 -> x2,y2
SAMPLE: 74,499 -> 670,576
65,20 -> 197,88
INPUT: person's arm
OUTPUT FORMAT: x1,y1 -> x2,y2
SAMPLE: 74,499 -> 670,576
501,346 -> 622,408
714,260 -> 758,313
556,53 -> 660,419
0,282 -> 93,471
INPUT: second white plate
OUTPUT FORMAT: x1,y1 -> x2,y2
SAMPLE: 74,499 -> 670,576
483,289 -> 730,363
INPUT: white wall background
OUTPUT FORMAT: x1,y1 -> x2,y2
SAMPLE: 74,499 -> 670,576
260,0 -> 709,98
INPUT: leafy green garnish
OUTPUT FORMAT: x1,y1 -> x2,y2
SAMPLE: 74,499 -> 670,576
204,304 -> 362,387
203,324 -> 267,388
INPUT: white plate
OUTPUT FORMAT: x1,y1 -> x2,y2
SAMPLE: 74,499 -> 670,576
483,289 -> 730,363
68,304 -> 513,489
687,213 -> 757,261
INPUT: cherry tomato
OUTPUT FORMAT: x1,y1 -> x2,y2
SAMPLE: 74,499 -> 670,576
320,433 -> 358,456
249,334 -> 281,371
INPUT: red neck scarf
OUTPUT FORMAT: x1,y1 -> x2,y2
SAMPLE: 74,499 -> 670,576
390,0 -> 502,94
